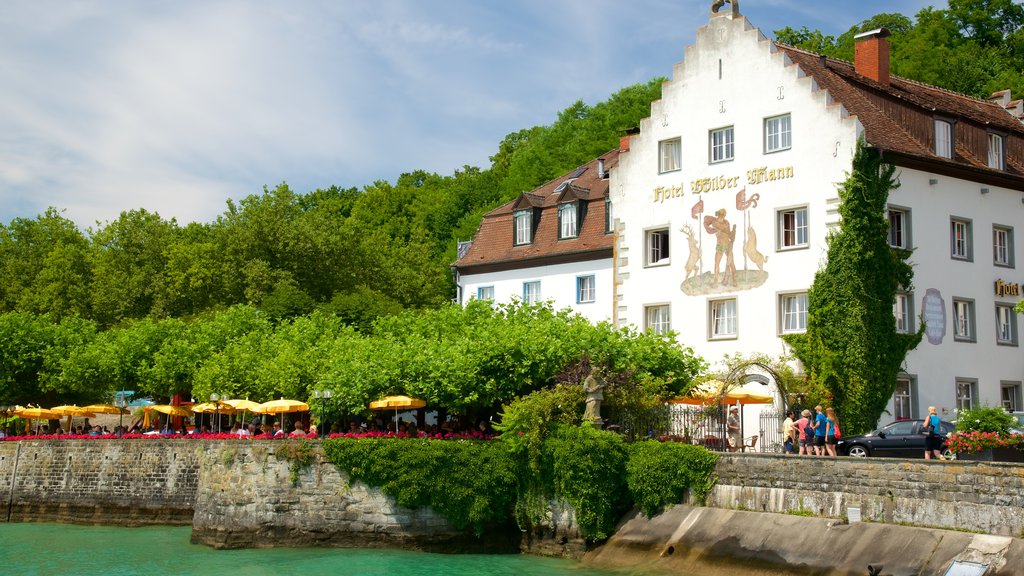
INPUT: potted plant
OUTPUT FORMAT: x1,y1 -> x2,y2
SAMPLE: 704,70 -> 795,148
948,405 -> 1024,462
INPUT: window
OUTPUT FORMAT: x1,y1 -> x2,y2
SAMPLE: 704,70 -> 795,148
988,133 -> 1005,170
996,304 -> 1018,345
950,218 -> 972,261
476,286 -> 494,301
576,275 -> 596,304
779,293 -> 808,334
659,138 -> 681,173
710,126 -> 734,163
935,119 -> 952,159
993,225 -> 1014,267
777,207 -> 808,249
514,210 -> 532,246
522,281 -> 541,305
1001,382 -> 1022,412
956,380 -> 977,411
646,228 -> 670,266
894,291 -> 914,334
605,198 -> 613,233
709,298 -> 737,339
953,298 -> 975,342
558,203 -> 578,239
887,206 -> 910,249
764,114 -> 791,153
644,304 -> 670,335
894,378 -> 914,420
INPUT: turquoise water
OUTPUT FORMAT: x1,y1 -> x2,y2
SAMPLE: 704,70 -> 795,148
0,524 -> 653,576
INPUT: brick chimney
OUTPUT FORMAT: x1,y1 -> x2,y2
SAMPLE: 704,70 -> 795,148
854,28 -> 890,86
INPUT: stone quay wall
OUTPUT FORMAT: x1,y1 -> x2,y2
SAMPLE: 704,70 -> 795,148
0,439 -> 200,525
710,453 -> 1024,537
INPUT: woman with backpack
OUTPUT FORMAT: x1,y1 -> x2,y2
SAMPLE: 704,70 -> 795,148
796,409 -> 815,456
824,407 -> 841,457
923,405 -> 945,460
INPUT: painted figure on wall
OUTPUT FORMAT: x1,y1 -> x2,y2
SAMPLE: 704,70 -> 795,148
704,208 -> 736,288
680,187 -> 769,296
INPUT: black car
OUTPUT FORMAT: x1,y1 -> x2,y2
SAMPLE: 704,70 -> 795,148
837,419 -> 955,458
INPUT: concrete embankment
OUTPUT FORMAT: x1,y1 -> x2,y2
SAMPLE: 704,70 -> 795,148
585,505 -> 1024,576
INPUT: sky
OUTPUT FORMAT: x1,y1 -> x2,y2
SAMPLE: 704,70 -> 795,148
0,0 -> 941,228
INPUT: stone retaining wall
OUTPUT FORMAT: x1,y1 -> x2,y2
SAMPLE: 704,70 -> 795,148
710,453 -> 1024,537
0,440 -> 199,525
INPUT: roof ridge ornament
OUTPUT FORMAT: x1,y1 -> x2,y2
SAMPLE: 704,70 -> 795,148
711,0 -> 739,18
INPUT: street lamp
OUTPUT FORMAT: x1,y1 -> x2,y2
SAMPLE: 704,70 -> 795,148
312,388 -> 333,436
0,405 -> 14,435
113,393 -> 128,432
210,393 -> 221,433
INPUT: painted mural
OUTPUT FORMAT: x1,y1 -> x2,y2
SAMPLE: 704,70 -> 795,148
680,187 -> 769,295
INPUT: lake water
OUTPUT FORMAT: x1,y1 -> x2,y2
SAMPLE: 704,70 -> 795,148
0,524 -> 658,576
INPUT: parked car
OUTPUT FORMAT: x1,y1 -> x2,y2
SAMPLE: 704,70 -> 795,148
837,419 -> 956,458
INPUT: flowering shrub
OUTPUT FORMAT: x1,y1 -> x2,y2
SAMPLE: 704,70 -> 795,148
947,431 -> 1024,454
2,430 -> 493,441
954,405 -> 1018,434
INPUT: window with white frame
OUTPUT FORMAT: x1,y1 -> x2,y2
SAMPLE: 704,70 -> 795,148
710,126 -> 734,163
956,379 -> 977,411
779,293 -> 808,334
894,377 -> 914,420
576,275 -> 596,304
709,298 -> 737,339
988,133 -> 1005,170
644,304 -> 671,335
887,206 -> 910,249
659,138 -> 681,173
894,291 -> 914,334
764,114 -> 791,153
953,298 -> 975,342
476,286 -> 494,301
996,303 -> 1018,345
558,202 -> 578,239
522,281 -> 541,305
1001,382 -> 1022,413
514,210 -> 532,246
950,218 -> 972,260
935,119 -> 952,158
777,207 -> 808,249
993,225 -> 1013,267
646,228 -> 670,266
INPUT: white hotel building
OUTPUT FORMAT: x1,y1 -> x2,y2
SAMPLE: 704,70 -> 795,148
454,1 -> 1024,423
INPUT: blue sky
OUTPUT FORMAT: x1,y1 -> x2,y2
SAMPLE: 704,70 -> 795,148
0,0 -> 940,227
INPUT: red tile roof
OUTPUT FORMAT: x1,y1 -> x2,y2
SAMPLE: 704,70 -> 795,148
778,44 -> 1024,188
454,151 -> 617,273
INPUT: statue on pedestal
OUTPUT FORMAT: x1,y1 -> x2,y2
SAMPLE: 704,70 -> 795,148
583,368 -> 606,425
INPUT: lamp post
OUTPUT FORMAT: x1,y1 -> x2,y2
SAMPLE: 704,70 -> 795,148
114,393 -> 128,432
210,393 -> 221,433
313,388 -> 333,436
0,405 -> 13,436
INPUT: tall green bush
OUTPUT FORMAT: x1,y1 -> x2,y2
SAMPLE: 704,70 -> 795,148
626,440 -> 718,517
955,405 -> 1018,434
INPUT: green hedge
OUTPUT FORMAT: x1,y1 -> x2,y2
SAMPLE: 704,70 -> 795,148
323,430 -> 718,540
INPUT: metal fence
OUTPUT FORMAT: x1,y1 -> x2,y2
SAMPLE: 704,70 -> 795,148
603,403 -> 786,453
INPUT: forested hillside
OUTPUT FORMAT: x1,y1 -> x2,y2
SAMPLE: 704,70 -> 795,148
0,79 -> 664,328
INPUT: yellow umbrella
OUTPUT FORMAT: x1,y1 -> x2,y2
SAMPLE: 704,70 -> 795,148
670,381 -> 774,406
224,399 -> 260,411
369,395 -> 426,434
51,405 -> 97,433
82,404 -> 128,415
15,407 -> 62,433
252,399 -> 309,415
191,401 -> 237,414
147,404 -> 193,417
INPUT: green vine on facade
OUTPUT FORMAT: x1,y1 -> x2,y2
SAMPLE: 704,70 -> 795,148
784,141 -> 923,434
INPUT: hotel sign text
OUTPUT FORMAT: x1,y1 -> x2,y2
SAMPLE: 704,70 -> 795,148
995,279 -> 1021,297
652,165 -> 795,203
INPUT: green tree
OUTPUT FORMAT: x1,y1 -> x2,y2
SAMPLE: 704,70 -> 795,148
784,142 -> 923,434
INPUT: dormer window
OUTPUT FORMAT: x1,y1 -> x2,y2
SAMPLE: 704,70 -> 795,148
514,209 -> 533,246
558,202 -> 578,239
988,133 -> 1005,170
935,119 -> 952,159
